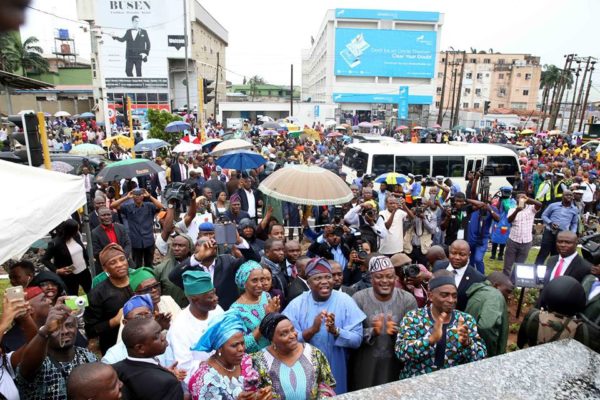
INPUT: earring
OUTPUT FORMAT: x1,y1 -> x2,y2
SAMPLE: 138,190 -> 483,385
218,351 -> 222,357
273,344 -> 277,351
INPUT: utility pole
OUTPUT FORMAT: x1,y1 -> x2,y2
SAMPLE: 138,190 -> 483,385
549,54 -> 574,129
453,51 -> 466,128
437,52 -> 449,126
87,21 -> 111,137
449,67 -> 457,127
183,0 -> 191,129
567,62 -> 581,134
573,57 -> 591,132
214,52 -> 220,119
579,60 -> 597,132
290,64 -> 294,117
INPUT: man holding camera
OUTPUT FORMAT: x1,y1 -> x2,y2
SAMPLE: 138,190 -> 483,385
404,197 -> 437,266
343,200 -> 388,249
534,189 -> 579,265
502,194 -> 542,276
378,195 -> 409,257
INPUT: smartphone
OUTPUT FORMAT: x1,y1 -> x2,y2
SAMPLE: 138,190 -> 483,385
65,295 -> 89,311
6,286 -> 24,302
214,223 -> 237,245
519,198 -> 526,208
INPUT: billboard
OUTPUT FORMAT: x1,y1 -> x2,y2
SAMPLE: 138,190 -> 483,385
334,28 -> 437,78
96,0 -> 185,89
335,8 -> 440,22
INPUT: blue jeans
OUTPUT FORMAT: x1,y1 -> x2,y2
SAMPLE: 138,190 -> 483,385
469,239 -> 488,274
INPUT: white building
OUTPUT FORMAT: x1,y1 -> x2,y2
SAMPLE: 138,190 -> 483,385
301,8 -> 443,126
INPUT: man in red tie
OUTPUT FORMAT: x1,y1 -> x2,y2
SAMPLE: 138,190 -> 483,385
91,207 -> 133,269
544,231 -> 591,284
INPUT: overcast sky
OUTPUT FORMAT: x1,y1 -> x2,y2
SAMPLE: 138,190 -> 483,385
22,0 -> 600,98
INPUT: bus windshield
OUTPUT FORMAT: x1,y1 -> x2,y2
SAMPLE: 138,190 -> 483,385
344,148 -> 369,173
486,155 -> 519,176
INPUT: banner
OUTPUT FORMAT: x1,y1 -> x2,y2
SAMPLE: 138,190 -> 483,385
96,0 -> 185,89
335,28 -> 437,78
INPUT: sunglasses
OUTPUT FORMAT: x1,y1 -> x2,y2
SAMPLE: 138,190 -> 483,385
135,282 -> 161,294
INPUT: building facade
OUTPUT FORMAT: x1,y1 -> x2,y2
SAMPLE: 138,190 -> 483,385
229,83 -> 300,103
301,8 -> 443,125
435,52 -> 541,116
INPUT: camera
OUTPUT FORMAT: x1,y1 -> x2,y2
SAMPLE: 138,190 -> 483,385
333,206 -> 343,224
361,208 -> 375,218
401,263 -> 421,278
423,176 -> 435,187
353,232 -> 368,259
65,295 -> 89,316
163,181 -> 195,205
581,233 -> 600,265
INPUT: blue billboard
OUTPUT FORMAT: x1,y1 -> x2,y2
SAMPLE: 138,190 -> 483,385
398,86 -> 409,119
334,28 -> 437,78
335,9 -> 440,22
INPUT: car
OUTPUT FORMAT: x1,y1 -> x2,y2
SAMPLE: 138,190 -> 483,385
580,140 -> 600,153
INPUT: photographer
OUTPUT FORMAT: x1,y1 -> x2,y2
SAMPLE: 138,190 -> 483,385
378,195 -> 409,257
343,200 -> 388,251
307,225 -> 352,273
403,196 -> 436,266
391,253 -> 431,307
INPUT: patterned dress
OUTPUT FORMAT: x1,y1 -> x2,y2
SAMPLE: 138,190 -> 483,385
188,353 -> 259,400
395,307 -> 487,379
252,344 -> 336,400
230,292 -> 271,353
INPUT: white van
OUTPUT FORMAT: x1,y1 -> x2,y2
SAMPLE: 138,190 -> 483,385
341,142 -> 521,194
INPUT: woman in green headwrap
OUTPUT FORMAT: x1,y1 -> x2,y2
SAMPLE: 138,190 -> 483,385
188,310 -> 272,400
230,260 -> 281,353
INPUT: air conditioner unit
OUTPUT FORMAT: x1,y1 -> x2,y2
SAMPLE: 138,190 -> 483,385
46,95 -> 57,101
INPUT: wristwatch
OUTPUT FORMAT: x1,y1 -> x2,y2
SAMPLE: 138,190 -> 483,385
167,204 -> 174,209
38,326 -> 50,339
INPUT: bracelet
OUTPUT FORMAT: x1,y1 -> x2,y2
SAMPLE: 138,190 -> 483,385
37,326 -> 50,339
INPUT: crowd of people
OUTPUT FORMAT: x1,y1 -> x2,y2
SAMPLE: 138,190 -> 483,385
1,116 -> 600,400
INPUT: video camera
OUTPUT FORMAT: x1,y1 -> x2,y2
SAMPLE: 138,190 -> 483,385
400,263 -> 421,278
333,205 -> 343,224
353,231 -> 368,259
163,179 -> 197,206
422,176 -> 436,187
581,233 -> 600,265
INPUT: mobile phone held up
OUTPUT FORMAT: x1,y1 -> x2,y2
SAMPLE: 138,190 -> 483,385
5,286 -> 24,302
214,223 -> 238,245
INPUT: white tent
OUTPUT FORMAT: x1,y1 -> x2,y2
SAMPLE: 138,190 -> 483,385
0,160 -> 86,265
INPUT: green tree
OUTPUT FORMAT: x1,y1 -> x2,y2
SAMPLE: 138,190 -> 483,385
539,64 -> 573,130
248,75 -> 265,102
146,109 -> 184,147
0,33 -> 49,76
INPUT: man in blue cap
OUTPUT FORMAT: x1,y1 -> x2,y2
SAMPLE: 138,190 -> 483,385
166,270 -> 224,385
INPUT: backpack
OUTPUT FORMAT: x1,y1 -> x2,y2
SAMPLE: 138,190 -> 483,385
524,309 -> 580,345
577,313 -> 600,353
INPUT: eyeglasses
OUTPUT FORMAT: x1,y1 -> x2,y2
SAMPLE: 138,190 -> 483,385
135,282 -> 161,294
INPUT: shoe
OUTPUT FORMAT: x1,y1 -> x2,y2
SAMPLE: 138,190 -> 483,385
489,256 -> 496,260
497,256 -> 503,261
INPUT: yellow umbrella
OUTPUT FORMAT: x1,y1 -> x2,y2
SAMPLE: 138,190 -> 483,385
102,134 -> 134,149
548,130 -> 562,136
302,127 -> 321,141
287,123 -> 300,131
520,129 -> 534,135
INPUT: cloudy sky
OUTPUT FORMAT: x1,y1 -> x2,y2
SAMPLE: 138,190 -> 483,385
22,0 -> 600,97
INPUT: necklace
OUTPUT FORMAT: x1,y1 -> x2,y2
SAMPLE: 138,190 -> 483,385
213,356 -> 237,372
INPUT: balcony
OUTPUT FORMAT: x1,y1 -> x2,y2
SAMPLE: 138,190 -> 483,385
494,64 -> 513,72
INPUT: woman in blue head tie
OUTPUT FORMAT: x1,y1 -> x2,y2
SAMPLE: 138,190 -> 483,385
188,309 -> 272,400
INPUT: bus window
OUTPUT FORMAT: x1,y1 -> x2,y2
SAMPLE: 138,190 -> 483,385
372,154 -> 394,176
486,156 -> 519,176
395,156 -> 430,176
344,148 -> 368,173
432,156 -> 465,178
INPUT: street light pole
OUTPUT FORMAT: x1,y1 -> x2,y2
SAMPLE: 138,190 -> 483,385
183,0 -> 191,129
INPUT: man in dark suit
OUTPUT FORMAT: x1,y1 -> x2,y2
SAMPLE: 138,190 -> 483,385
237,173 -> 262,221
582,264 -> 600,323
169,236 -> 260,310
91,207 -> 133,269
307,227 -> 352,276
112,15 -> 150,77
287,256 -> 310,303
89,195 -> 119,230
169,155 -> 188,183
543,231 -> 591,284
114,318 -> 183,400
432,239 -> 486,311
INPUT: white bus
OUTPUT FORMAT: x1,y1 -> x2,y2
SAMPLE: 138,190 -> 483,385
341,142 -> 521,194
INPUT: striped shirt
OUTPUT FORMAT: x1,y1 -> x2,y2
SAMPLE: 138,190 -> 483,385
507,205 -> 537,243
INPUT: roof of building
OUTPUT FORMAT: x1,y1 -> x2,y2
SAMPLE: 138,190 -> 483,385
0,70 -> 54,90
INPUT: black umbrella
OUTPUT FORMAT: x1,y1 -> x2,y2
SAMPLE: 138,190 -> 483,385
95,158 -> 163,183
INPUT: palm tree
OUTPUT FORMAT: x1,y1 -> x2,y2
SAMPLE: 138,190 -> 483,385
0,33 -> 49,76
539,64 -> 572,130
248,75 -> 265,102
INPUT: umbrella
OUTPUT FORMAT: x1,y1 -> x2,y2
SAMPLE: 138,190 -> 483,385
452,125 -> 465,131
335,125 -> 347,131
288,130 -> 304,139
43,112 -> 52,118
258,164 -> 353,206
327,131 -> 343,138
351,126 -> 360,131
260,130 -> 279,137
395,125 -> 409,131
464,128 -> 476,133
102,134 -> 134,149
374,172 -> 408,185
202,138 -> 223,148
70,143 -> 106,156
323,120 -> 337,128
182,135 -> 201,144
286,123 -> 300,131
79,112 -> 95,119
413,126 -> 426,130
133,138 -> 170,152
95,159 -> 163,183
54,111 -> 71,117
286,116 -> 301,125
520,129 -> 534,135
262,122 -> 280,130
173,141 -> 202,153
432,123 -> 441,129
358,122 -> 372,128
548,130 -> 562,136
211,138 -> 253,156
165,121 -> 191,133
41,161 -> 74,174
258,116 -> 274,123
215,150 -> 266,170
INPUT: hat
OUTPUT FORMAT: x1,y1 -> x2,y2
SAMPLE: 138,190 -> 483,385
123,294 -> 154,317
429,275 -> 457,291
25,286 -> 44,301
499,186 -> 513,192
129,267 -> 156,291
390,253 -> 412,267
99,243 -> 126,267
259,312 -> 289,342
305,258 -> 332,277
239,218 -> 256,230
191,309 -> 245,352
230,193 -> 242,204
199,222 -> 214,232
368,255 -> 394,273
183,270 -> 214,296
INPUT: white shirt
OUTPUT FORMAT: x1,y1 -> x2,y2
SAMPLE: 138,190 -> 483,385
83,174 -> 92,192
582,182 -> 596,203
166,305 -> 224,385
244,189 -> 256,218
131,29 -> 139,40
66,238 -> 87,274
378,208 -> 406,254
179,163 -> 187,180
549,252 -> 577,281
126,355 -> 159,365
0,352 -> 19,400
589,279 -> 600,301
447,264 -> 468,287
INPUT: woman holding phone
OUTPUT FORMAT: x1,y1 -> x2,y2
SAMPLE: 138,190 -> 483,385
42,219 -> 92,295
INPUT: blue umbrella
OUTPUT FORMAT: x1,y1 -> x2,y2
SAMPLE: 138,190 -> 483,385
165,121 -> 191,133
79,112 -> 95,119
133,138 -> 170,152
216,150 -> 266,170
374,172 -> 408,185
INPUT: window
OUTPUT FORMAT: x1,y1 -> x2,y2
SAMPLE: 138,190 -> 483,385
498,59 -> 505,64
523,90 -> 529,96
147,93 -> 158,103
476,73 -> 483,79
466,159 -> 484,176
463,102 -> 470,108
516,73 -> 521,77
485,73 -> 489,77
466,72 -> 473,79
475,88 -> 481,95
470,58 -> 477,64
484,58 -> 491,64
432,156 -> 465,178
158,93 -> 168,102
499,88 -> 506,96
395,156 -> 430,176
499,73 -> 504,79
465,88 -> 471,94
436,87 -> 442,94
136,93 -> 147,102
498,103 -> 504,108
486,156 -> 519,176
474,102 -> 480,109
438,72 -> 443,78
441,58 -> 446,63
435,101 -> 441,107
343,148 -> 368,173
372,155 -> 394,177
525,73 -> 532,80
